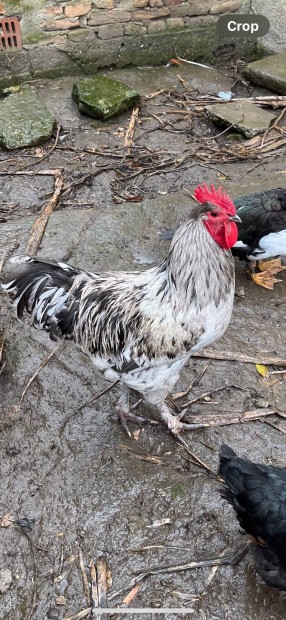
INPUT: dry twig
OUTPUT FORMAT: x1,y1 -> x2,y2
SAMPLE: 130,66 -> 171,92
124,106 -> 140,152
77,542 -> 91,607
192,349 -> 286,366
26,169 -> 63,255
20,343 -> 62,402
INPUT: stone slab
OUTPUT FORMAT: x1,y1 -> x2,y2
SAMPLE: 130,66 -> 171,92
243,52 -> 286,95
0,87 -> 56,150
206,100 -> 276,139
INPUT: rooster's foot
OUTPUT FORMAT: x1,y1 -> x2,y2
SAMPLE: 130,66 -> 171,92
115,387 -> 147,437
157,402 -> 207,435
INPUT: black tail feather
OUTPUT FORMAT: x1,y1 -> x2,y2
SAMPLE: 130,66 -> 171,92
2,256 -> 86,339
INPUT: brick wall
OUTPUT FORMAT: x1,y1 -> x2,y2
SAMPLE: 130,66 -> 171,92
0,0 -> 243,45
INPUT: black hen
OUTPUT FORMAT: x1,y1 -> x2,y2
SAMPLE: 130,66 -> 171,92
219,444 -> 286,592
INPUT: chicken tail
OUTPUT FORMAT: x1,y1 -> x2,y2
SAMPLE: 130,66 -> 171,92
1,255 -> 88,340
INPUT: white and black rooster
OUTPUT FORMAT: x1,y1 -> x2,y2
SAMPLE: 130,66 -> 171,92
2,184 -> 240,436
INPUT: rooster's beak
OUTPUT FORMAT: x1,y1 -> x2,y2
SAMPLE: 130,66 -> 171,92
229,214 -> 241,223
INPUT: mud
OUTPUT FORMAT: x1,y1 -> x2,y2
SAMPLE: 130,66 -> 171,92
0,64 -> 286,620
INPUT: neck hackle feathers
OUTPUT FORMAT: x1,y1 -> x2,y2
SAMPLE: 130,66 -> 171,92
194,184 -> 236,215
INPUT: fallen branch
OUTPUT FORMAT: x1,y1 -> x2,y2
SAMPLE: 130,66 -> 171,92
77,542 -> 90,607
135,544 -> 248,579
182,407 -> 279,427
59,381 -> 118,436
20,343 -> 62,402
172,361 -> 211,400
176,435 -> 218,477
26,169 -> 63,255
124,106 -> 140,152
192,350 -> 286,366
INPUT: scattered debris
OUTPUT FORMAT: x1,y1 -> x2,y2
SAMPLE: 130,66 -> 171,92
121,445 -> 166,465
148,518 -> 171,528
0,568 -> 13,594
0,514 -> 14,528
255,363 -> 270,377
72,76 -> 140,120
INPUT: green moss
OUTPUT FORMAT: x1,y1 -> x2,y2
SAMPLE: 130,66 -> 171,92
24,31 -> 46,43
0,88 -> 56,149
72,76 -> 140,119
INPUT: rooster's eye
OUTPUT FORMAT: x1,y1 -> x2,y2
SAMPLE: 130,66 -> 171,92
211,211 -> 219,218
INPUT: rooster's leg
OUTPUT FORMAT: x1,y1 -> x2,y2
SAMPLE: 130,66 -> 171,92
115,385 -> 148,437
157,402 -> 207,435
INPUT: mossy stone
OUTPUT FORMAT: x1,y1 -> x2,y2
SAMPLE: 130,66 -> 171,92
72,75 -> 140,120
0,88 -> 56,150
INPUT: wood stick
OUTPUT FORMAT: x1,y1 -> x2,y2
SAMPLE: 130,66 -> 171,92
182,408 -> 278,427
77,543 -> 90,607
124,106 -> 140,151
90,559 -> 99,618
20,344 -> 61,402
26,169 -> 63,255
192,350 -> 286,367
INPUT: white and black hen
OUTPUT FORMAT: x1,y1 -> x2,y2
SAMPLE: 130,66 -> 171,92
2,184 -> 240,436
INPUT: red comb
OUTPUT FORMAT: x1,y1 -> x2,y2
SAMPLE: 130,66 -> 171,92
194,184 -> 236,215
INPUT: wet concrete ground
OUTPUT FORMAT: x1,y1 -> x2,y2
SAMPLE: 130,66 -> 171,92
0,64 -> 286,620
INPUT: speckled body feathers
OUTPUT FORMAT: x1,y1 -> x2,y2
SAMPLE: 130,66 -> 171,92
2,202 -> 235,405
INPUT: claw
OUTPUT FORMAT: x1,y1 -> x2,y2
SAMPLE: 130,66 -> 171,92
247,259 -> 284,289
115,387 -> 147,437
115,405 -> 147,437
257,258 -> 286,274
249,270 -> 281,290
157,402 -> 207,435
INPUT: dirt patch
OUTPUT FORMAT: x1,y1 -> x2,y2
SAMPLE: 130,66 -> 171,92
0,63 -> 286,620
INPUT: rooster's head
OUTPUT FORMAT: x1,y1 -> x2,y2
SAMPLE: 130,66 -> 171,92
194,183 -> 241,250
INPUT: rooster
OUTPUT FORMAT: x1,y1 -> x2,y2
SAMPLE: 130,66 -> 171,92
219,444 -> 286,592
1,184 -> 240,437
160,187 -> 286,289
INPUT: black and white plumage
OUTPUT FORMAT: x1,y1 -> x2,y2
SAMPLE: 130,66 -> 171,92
219,444 -> 286,592
160,188 -> 286,289
1,186 -> 239,436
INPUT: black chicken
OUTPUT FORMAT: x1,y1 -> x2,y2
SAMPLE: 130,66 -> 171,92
219,443 -> 286,592
1,184 -> 240,437
160,188 -> 286,289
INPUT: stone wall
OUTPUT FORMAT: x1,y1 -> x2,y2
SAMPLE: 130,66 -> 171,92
1,0 -> 268,88
251,0 -> 286,53
1,0 -> 243,46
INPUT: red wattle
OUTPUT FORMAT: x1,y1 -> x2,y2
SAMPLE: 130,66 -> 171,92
204,221 -> 238,250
